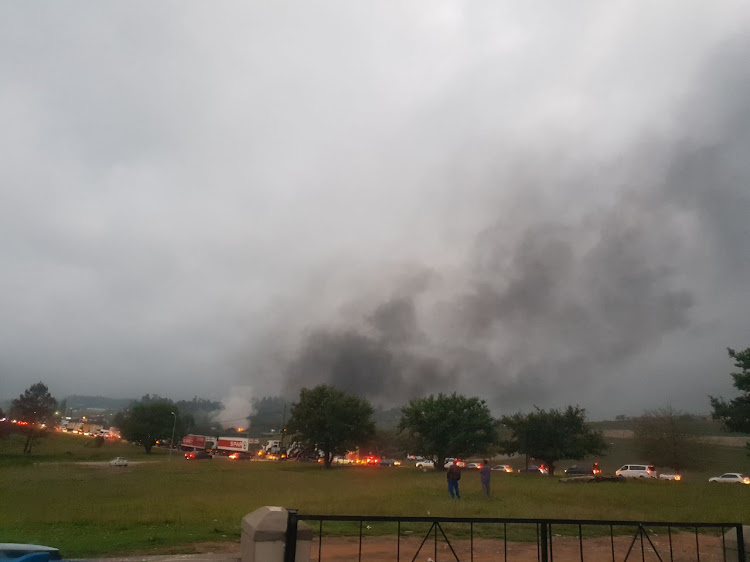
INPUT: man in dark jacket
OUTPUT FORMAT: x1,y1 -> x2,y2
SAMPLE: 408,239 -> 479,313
447,460 -> 461,499
480,460 -> 491,497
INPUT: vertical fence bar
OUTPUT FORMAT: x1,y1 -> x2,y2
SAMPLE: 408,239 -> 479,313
736,525 -> 745,562
610,524 -> 615,562
668,525 -> 673,562
434,521 -> 438,561
283,509 -> 298,562
357,519 -> 363,562
720,526 -> 726,562
539,522 -> 549,562
318,520 -> 322,562
470,521 -> 474,562
578,523 -> 583,562
695,526 -> 701,562
549,523 -> 554,562
537,523 -> 541,562
503,522 -> 507,562
640,525 -> 645,562
397,520 -> 401,562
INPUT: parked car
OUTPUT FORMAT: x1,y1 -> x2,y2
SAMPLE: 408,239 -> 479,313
564,465 -> 594,476
708,473 -> 750,484
378,459 -> 402,467
109,457 -> 128,467
415,460 -> 435,469
491,464 -> 514,473
615,464 -> 656,478
518,465 -> 547,474
0,543 -> 62,560
658,473 -> 682,481
228,452 -> 252,460
185,450 -> 212,460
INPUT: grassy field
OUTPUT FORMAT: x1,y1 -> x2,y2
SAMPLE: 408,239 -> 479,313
1,432 -> 749,557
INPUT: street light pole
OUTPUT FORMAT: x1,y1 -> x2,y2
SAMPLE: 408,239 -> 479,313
169,412 -> 177,461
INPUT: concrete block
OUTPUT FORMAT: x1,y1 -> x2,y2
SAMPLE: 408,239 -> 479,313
240,506 -> 312,562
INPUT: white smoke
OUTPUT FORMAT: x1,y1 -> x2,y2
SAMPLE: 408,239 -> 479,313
213,385 -> 254,432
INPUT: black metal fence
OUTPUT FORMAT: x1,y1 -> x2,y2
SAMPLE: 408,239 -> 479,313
284,511 -> 746,562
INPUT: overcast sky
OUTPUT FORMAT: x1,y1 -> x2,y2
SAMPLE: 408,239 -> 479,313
2,2 -> 749,419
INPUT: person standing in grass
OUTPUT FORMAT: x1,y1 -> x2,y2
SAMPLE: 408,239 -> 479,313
447,460 -> 461,499
480,460 -> 491,497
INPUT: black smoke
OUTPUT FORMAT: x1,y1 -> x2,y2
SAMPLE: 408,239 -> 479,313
280,32 -> 750,411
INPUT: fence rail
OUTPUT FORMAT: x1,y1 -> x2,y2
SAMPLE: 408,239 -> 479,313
284,511 -> 746,562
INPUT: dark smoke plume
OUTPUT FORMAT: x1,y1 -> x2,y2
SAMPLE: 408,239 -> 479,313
281,32 -> 750,411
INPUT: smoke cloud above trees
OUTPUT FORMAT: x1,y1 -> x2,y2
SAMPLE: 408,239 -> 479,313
1,3 -> 749,417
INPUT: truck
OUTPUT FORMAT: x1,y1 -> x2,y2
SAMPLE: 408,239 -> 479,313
263,440 -> 282,454
215,437 -> 259,455
217,437 -> 250,453
182,434 -> 259,456
181,434 -> 217,451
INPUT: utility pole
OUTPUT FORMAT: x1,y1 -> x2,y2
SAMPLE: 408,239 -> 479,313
169,412 -> 177,460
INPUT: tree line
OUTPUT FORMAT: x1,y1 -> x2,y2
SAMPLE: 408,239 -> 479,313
4,346 -> 750,466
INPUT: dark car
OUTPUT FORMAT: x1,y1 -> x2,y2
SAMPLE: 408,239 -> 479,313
378,459 -> 402,467
185,450 -> 212,460
564,465 -> 595,476
518,465 -> 547,474
228,452 -> 252,460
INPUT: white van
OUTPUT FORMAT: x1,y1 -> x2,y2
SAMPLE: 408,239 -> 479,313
616,464 -> 656,478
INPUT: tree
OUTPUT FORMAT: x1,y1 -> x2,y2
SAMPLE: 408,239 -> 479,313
398,393 -> 497,469
0,407 -> 10,440
174,397 -> 223,435
286,385 -> 375,469
360,427 -> 415,460
249,396 -> 288,435
10,382 -> 58,454
120,401 -> 178,453
500,406 -> 606,476
710,347 -> 750,456
633,407 -> 699,472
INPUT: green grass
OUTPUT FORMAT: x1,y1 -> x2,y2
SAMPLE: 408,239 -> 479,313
0,432 -> 165,466
1,433 -> 749,557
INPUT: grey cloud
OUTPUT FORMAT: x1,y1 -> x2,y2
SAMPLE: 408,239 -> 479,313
1,3 -> 749,419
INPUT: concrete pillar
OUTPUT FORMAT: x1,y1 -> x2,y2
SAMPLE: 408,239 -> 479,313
240,506 -> 312,562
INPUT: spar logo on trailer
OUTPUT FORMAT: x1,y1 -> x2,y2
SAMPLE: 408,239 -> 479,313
217,437 -> 251,452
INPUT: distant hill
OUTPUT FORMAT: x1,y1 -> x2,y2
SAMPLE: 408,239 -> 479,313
63,395 -> 134,412
590,417 -> 750,438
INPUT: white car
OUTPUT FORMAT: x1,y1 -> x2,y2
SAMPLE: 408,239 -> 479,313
415,460 -> 434,469
491,464 -> 514,473
443,458 -> 466,468
658,473 -> 682,481
708,473 -> 750,484
109,457 -> 128,467
615,464 -> 656,479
